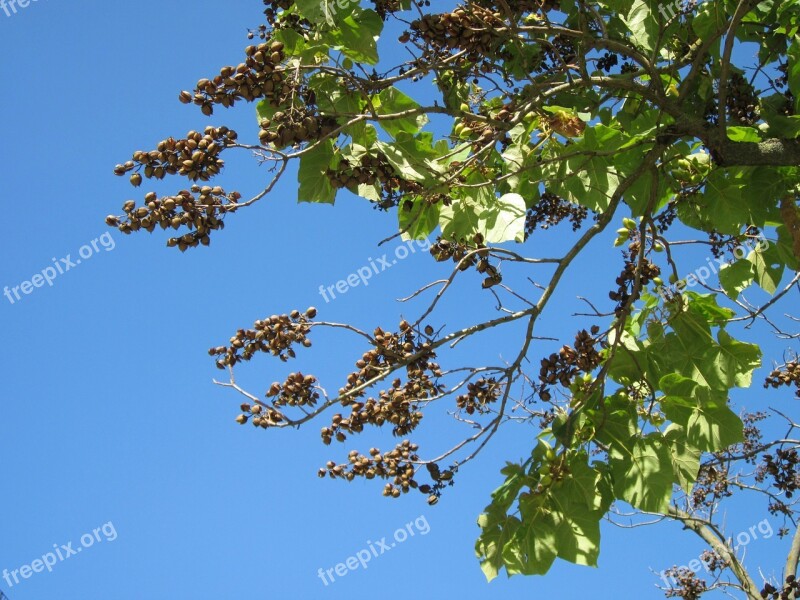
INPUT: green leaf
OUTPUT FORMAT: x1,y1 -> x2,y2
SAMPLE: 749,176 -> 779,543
298,140 -> 337,204
610,434 -> 673,512
718,259 -> 756,299
777,224 -> 800,270
678,169 -> 770,234
664,425 -> 701,493
789,35 -> 800,101
439,192 -> 527,243
686,401 -> 744,452
329,9 -> 383,65
591,392 -> 637,451
374,138 -> 437,184
660,374 -> 745,452
374,87 -> 428,139
271,28 -> 307,56
296,0 -> 357,23
476,450 -> 606,579
399,198 -> 440,240
623,0 -> 660,54
726,126 -> 762,142
716,329 -> 762,388
476,513 -> 523,582
748,241 -> 785,294
691,1 -> 727,40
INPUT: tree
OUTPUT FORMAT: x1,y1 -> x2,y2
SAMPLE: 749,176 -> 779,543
108,0 -> 800,597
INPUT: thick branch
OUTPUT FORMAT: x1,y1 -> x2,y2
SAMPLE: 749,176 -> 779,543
712,137 -> 800,168
668,507 -> 762,600
786,524 -> 800,586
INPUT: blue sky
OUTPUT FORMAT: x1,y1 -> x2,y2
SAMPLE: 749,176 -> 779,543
0,1 -> 796,599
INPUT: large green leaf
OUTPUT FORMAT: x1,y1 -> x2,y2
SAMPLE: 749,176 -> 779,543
439,192 -> 527,243
748,241 -> 785,294
719,259 -> 756,299
664,425 -> 701,493
610,434 -> 674,512
374,87 -> 428,139
476,450 -> 606,580
622,0 -> 660,54
328,9 -> 383,65
298,140 -> 337,204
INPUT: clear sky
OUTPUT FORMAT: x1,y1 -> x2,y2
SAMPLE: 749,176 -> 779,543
0,1 -> 795,599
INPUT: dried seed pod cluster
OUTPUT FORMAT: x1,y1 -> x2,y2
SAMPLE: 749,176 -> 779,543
208,307 -> 317,367
267,372 -> 320,408
326,321 -> 444,442
660,567 -> 708,599
409,6 -> 507,63
761,576 -> 800,600
319,441 -> 421,498
107,185 -> 240,250
474,0 -> 560,14
326,153 -> 422,196
180,41 -> 289,114
113,126 -> 238,183
456,377 -> 502,415
258,108 -> 338,148
429,235 -> 503,288
691,465 -> 732,507
608,259 -> 661,315
237,402 -> 284,428
372,0 -> 405,20
758,448 -> 800,498
538,328 -> 602,394
262,0 -> 294,26
764,360 -> 800,398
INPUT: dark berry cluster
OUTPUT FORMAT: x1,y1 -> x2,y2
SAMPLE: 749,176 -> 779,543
699,550 -> 727,573
236,402 -> 284,427
267,372 -> 320,408
596,52 -> 619,73
326,153 -> 421,200
372,0 -> 405,20
725,72 -> 760,126
655,202 -> 678,233
740,411 -> 767,461
525,191 -> 588,235
262,0 -> 293,27
329,320 -> 443,442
